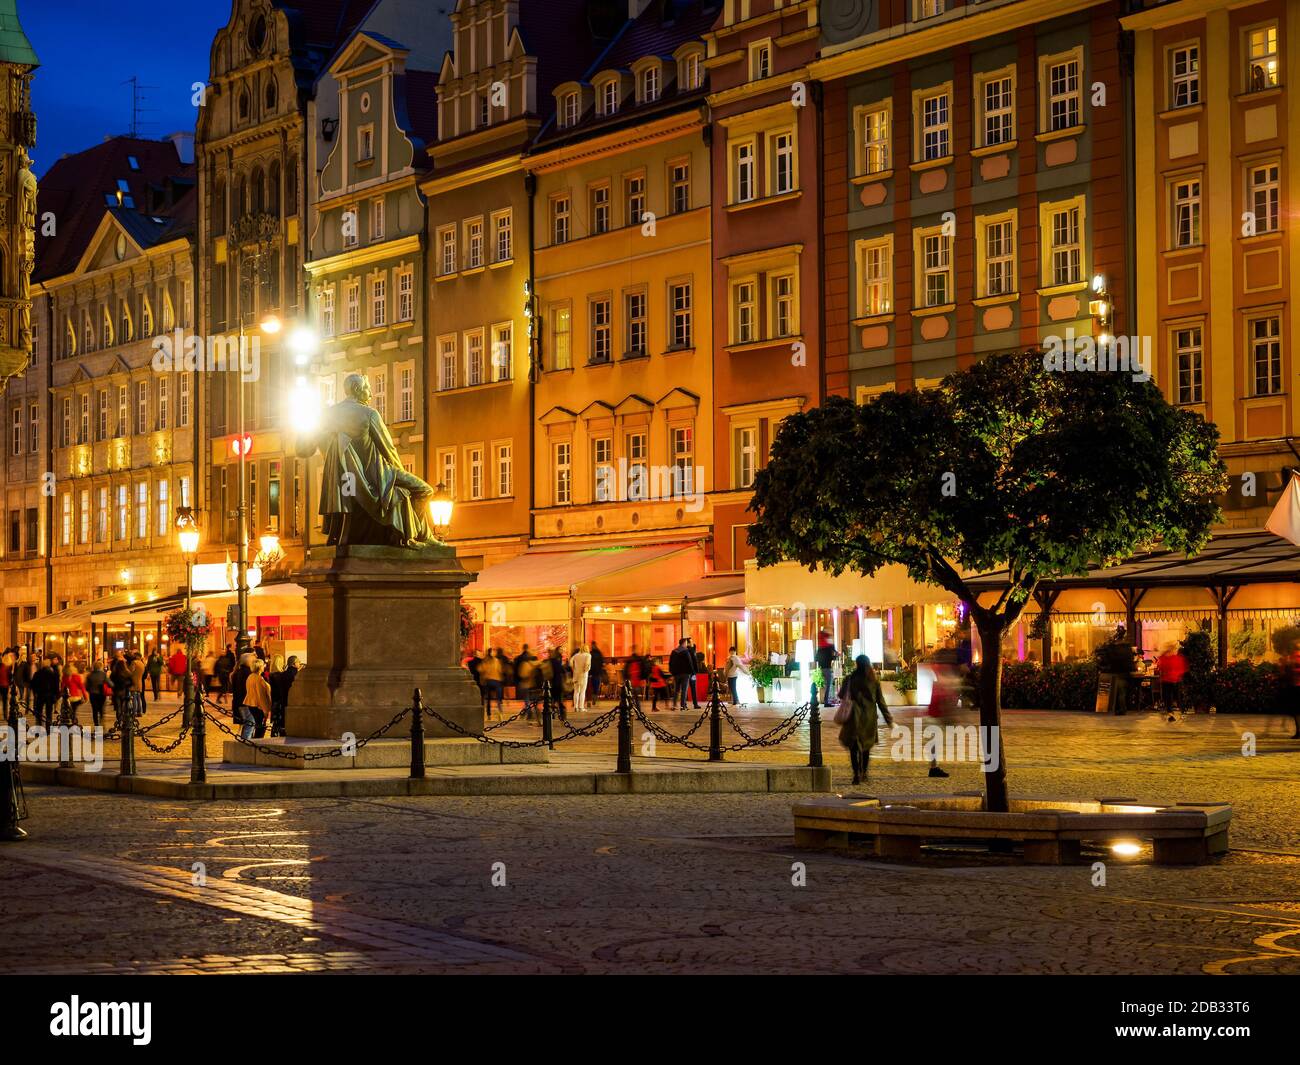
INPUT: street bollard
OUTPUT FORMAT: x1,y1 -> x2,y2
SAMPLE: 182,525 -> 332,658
708,675 -> 723,762
410,687 -> 426,779
119,700 -> 137,777
541,686 -> 554,750
616,683 -> 632,774
808,684 -> 823,769
189,675 -> 206,785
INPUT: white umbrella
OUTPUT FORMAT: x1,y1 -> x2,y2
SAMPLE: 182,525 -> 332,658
1265,473 -> 1300,546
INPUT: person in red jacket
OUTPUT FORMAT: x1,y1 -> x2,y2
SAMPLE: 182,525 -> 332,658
647,658 -> 670,712
60,663 -> 87,725
1154,644 -> 1187,720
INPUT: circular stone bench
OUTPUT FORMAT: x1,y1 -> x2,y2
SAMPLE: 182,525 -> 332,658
791,793 -> 1231,865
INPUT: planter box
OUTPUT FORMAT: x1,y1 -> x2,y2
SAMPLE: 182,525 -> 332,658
881,681 -> 916,707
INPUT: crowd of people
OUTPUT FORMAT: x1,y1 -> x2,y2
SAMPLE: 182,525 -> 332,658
465,637 -> 754,719
0,641 -> 300,740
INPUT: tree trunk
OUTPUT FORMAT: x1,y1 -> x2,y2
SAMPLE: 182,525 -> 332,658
975,615 -> 1010,812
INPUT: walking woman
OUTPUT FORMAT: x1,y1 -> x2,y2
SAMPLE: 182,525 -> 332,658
60,662 -> 87,726
86,657 -> 108,728
837,655 -> 893,786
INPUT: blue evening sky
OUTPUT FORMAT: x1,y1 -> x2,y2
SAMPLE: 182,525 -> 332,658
22,0 -> 229,175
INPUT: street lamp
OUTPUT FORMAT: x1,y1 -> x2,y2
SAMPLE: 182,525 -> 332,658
429,482 -> 454,536
175,506 -> 200,608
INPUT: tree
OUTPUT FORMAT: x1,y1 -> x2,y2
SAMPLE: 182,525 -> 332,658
748,350 -> 1226,811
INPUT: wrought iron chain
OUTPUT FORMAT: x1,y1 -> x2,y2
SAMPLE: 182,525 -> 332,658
720,703 -> 810,748
201,706 -> 410,760
632,704 -> 714,751
419,702 -> 618,747
137,723 -> 192,754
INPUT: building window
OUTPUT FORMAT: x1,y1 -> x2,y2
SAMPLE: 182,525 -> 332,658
343,204 -> 359,248
478,93 -> 490,129
561,91 -> 580,128
135,481 -> 148,539
1043,53 -> 1082,132
1044,201 -> 1084,287
551,195 -> 571,244
61,493 -> 70,547
358,124 -> 374,161
670,282 -> 692,349
978,72 -> 1014,147
371,197 -> 385,242
732,139 -> 756,204
1171,177 -> 1202,248
493,209 -> 513,262
1247,162 -> 1280,233
858,103 -> 890,175
438,449 -> 456,499
371,275 -> 387,327
681,51 -> 702,91
120,301 -> 132,343
733,279 -> 757,343
591,183 -> 611,235
79,489 -> 90,545
856,237 -> 893,317
345,280 -> 360,333
320,285 -> 335,336
735,426 -> 758,490
593,437 -> 614,502
672,426 -> 694,495
750,41 -> 771,81
1250,315 -> 1282,395
438,335 -> 457,390
627,432 -> 648,501
97,390 -> 108,441
28,403 -> 37,454
599,79 -> 619,116
769,130 -> 795,195
639,66 -> 660,104
625,291 -> 647,357
61,397 -> 70,448
438,225 -> 457,275
1246,24 -> 1279,92
771,274 -> 796,338
1170,44 -> 1200,108
371,371 -> 387,420
590,298 -> 612,364
9,407 -> 20,456
915,0 -> 945,18
399,366 -> 414,423
491,322 -> 513,381
625,174 -> 646,227
179,374 -> 190,427
554,442 -> 572,504
79,394 -> 89,445
496,442 -> 513,497
466,218 -> 484,269
117,385 -> 127,437
465,330 -> 485,386
920,230 -> 952,307
96,487 -> 108,543
467,446 -> 484,500
396,268 -> 413,322
670,160 -> 691,214
552,306 -> 572,370
1173,325 -> 1203,404
980,216 -> 1016,297
158,378 -> 169,430
156,479 -> 169,538
918,89 -> 950,161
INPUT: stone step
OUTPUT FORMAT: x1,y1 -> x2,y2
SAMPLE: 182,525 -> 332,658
220,736 -> 548,770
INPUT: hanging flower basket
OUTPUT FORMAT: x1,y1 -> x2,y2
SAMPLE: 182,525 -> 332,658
165,605 -> 212,660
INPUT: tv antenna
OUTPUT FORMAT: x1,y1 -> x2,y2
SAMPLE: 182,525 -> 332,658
123,76 -> 159,137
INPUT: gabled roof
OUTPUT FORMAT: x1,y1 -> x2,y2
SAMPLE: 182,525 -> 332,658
35,136 -> 194,284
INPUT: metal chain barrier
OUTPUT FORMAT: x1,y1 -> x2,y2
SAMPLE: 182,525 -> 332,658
633,698 -> 810,753
201,705 -> 412,761
633,701 -> 715,752
483,706 -> 528,731
419,701 -> 619,748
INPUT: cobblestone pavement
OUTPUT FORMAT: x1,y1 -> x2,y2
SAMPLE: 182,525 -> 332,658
4,708 -> 1300,974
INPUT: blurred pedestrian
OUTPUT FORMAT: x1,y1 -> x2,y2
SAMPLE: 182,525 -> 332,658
146,648 -> 164,702
86,657 -> 109,728
1155,643 -> 1187,721
725,646 -> 749,706
837,655 -> 892,785
570,644 -> 591,713
479,648 -> 504,718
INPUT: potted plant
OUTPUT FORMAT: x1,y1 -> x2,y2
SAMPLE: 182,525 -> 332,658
895,665 -> 918,704
1093,634 -> 1137,714
749,660 -> 782,704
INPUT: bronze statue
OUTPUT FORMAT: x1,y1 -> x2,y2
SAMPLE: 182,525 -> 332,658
297,373 -> 440,548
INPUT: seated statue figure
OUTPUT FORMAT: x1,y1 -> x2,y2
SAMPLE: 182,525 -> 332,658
298,373 -> 439,548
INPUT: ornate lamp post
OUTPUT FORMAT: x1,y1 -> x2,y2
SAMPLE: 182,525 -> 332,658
429,483 -> 454,539
175,505 -> 201,733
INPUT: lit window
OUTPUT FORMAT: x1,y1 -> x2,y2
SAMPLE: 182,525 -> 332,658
1174,325 -> 1203,404
491,322 -> 513,381
320,285 -> 335,336
179,374 -> 190,427
371,275 -> 386,327
397,268 -> 413,322
859,104 -> 890,175
982,217 -> 1016,297
554,442 -> 572,504
1246,162 -> 1280,233
1246,25 -> 1279,92
345,280 -> 360,333
856,238 -> 893,317
1170,44 -> 1200,108
552,306 -> 572,370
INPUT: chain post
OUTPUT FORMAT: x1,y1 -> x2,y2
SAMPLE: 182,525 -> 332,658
189,672 -> 207,784
56,697 -> 71,768
119,698 -> 136,777
808,682 -> 823,768
616,683 -> 632,774
410,688 -> 426,779
541,683 -> 554,750
707,674 -> 723,762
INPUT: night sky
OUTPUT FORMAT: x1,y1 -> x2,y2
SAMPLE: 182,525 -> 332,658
23,0 -> 229,175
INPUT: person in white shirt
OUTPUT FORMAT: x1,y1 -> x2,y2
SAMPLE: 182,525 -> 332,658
570,644 -> 592,712
724,647 -> 749,706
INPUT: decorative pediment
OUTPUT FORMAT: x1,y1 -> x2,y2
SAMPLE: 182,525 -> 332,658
658,387 -> 700,410
539,404 -> 578,425
578,400 -> 615,421
614,393 -> 654,416
75,212 -> 142,277
331,31 -> 408,78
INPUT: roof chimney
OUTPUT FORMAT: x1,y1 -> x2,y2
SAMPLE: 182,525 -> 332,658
168,131 -> 194,164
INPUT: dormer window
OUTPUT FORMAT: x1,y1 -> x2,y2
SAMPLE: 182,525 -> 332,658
750,42 -> 771,81
599,79 -> 619,116
638,66 -> 660,104
679,51 -> 703,92
561,91 -> 580,128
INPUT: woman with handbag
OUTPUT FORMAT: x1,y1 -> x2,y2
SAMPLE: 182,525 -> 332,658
836,655 -> 893,786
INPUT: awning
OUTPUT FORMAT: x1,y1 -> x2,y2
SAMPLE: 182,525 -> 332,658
744,559 -> 953,610
585,575 -> 746,622
21,590 -> 164,634
963,530 -> 1300,593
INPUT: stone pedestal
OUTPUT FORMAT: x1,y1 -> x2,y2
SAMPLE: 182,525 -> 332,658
288,543 -> 482,741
